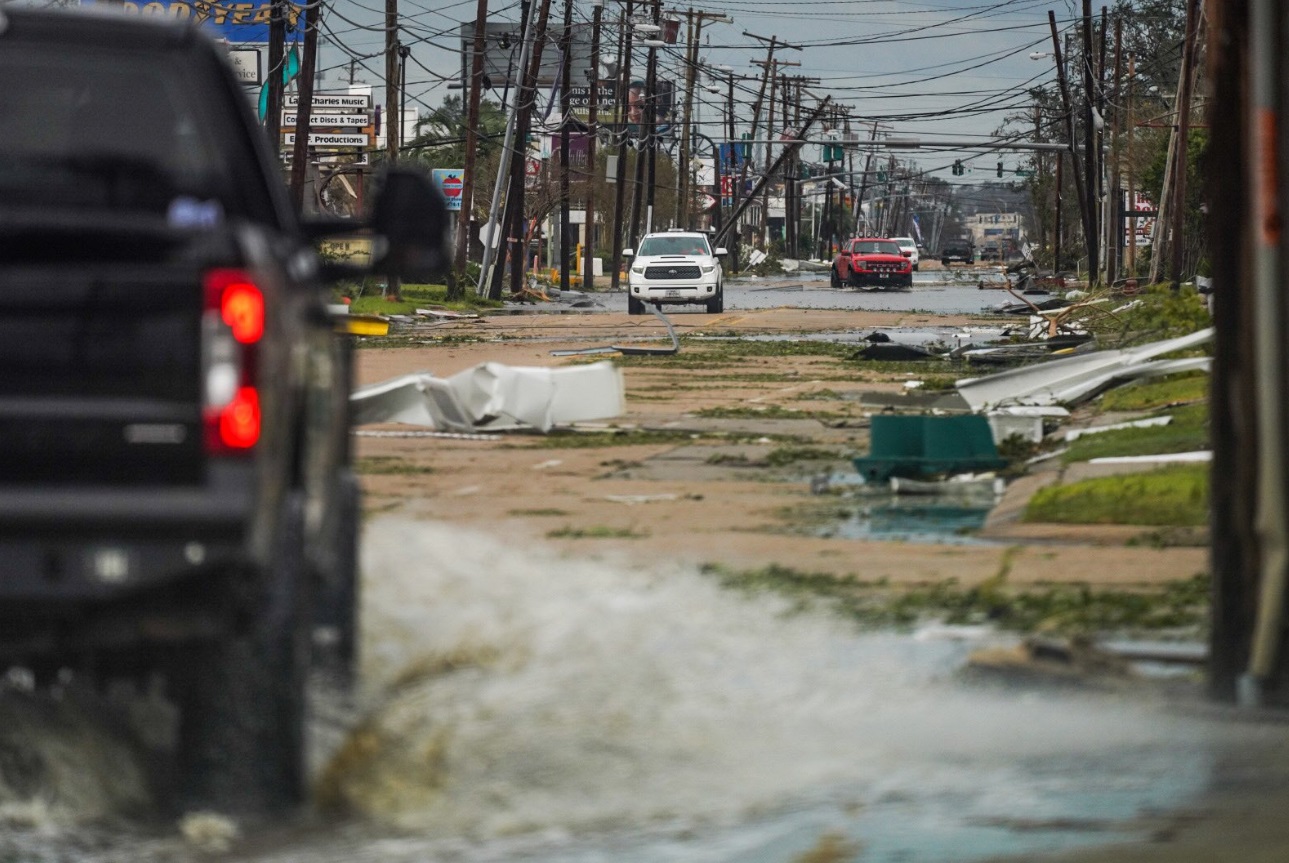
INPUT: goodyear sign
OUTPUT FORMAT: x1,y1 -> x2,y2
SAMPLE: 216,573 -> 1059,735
80,0 -> 304,43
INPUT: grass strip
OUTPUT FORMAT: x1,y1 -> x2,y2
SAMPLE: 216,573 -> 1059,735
1025,464 -> 1208,526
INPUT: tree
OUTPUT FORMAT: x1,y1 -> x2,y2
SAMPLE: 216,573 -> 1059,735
404,95 -> 508,169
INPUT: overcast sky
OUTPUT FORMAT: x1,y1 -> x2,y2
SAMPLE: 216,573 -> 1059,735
313,0 -> 1088,179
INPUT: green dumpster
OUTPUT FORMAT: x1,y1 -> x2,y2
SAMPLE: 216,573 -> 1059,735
853,414 -> 1007,483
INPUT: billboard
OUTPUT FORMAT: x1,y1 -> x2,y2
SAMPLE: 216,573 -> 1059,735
79,0 -> 305,44
459,21 -> 598,89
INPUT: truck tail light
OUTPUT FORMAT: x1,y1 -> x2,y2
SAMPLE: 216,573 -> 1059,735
202,269 -> 263,454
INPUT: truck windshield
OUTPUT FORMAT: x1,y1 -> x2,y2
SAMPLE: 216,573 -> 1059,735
852,241 -> 901,255
0,47 -> 248,221
638,236 -> 711,256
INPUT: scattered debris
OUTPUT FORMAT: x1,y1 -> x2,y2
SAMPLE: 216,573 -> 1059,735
955,327 -> 1213,411
1088,451 -> 1211,464
1065,416 -> 1173,441
551,302 -> 680,356
604,493 -> 685,505
964,636 -> 1136,688
351,360 -> 625,433
415,308 -> 481,320
890,474 -> 1004,496
178,811 -> 240,853
855,342 -> 941,361
343,313 -> 391,336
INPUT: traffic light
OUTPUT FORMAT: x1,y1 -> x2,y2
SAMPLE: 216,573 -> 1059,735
952,160 -> 962,176
997,162 -> 1003,178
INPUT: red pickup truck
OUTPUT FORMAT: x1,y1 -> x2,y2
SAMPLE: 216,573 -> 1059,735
830,237 -> 914,290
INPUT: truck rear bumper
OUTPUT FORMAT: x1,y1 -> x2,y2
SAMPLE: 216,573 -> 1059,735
0,464 -> 253,600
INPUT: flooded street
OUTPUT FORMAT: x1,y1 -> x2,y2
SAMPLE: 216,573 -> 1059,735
0,297 -> 1272,863
268,521 -> 1255,862
2,518 -> 1251,863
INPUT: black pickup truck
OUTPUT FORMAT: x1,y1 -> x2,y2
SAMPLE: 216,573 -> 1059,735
0,7 -> 446,813
940,237 -> 976,266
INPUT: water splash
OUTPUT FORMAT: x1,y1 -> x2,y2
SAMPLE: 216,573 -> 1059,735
316,517 -> 1217,859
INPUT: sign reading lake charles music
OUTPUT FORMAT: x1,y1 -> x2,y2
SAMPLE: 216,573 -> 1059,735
283,113 -> 369,128
285,93 -> 372,110
283,132 -> 369,148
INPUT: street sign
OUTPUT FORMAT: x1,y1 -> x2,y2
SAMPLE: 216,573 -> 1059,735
282,132 -> 369,148
697,193 -> 717,212
432,168 -> 466,212
282,113 -> 369,128
285,92 -> 373,110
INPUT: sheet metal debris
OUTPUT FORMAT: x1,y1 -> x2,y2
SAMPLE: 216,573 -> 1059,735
551,301 -> 681,357
955,327 -> 1213,411
351,360 -> 625,433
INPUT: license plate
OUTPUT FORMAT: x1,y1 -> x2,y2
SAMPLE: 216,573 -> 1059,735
877,273 -> 889,279
665,290 -> 681,297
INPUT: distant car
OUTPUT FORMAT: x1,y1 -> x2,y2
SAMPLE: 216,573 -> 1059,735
624,230 -> 726,314
831,237 -> 914,290
940,239 -> 975,266
980,243 -> 1003,262
891,236 -> 920,270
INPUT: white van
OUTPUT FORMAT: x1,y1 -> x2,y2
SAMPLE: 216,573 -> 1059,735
891,236 -> 920,271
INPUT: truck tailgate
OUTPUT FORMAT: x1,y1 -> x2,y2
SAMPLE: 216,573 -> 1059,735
0,264 -> 203,485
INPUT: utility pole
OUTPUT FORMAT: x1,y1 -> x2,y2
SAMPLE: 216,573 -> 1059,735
558,0 -> 573,292
1169,0 -> 1200,290
1081,0 -> 1099,284
1125,53 -> 1136,276
383,0 -> 401,299
1106,13 -> 1121,284
583,0 -> 604,287
608,0 -> 634,290
739,32 -> 801,256
1049,10 -> 1092,283
288,0 -> 320,211
643,0 -> 662,236
493,0 -> 548,299
266,0 -> 285,148
455,0 -> 490,277
676,9 -> 697,227
498,0 -> 549,298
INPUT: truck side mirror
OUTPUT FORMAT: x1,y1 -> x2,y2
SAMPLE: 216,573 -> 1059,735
370,167 -> 450,282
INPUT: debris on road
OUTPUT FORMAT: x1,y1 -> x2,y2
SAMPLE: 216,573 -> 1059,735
551,301 -> 681,357
351,360 -> 625,433
955,327 -> 1213,412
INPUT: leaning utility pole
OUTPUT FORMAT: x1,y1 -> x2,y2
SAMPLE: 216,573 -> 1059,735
492,0 -> 549,298
455,0 -> 491,275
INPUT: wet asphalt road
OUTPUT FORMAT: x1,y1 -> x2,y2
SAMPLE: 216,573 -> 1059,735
594,269 -> 1029,317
